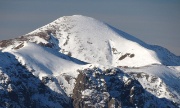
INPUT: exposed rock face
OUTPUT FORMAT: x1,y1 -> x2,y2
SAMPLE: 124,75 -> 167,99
129,72 -> 180,106
72,68 -> 177,108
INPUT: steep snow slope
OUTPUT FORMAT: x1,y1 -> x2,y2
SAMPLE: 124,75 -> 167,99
1,15 -> 179,67
24,15 -> 180,67
3,42 -> 85,79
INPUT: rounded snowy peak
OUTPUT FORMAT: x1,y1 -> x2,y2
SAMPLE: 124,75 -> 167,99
2,15 -> 180,67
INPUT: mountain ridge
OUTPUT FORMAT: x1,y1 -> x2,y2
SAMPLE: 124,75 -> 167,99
1,15 -> 179,67
0,15 -> 180,108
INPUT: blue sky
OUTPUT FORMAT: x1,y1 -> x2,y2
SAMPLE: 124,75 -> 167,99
0,0 -> 180,55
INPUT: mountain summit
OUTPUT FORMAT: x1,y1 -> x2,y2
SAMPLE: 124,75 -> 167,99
0,15 -> 180,108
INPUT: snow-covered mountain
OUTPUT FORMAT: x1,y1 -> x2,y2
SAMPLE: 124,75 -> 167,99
0,15 -> 180,108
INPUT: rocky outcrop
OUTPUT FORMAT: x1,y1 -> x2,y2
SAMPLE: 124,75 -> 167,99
0,52 -> 178,108
72,67 -> 178,108
0,52 -> 72,108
